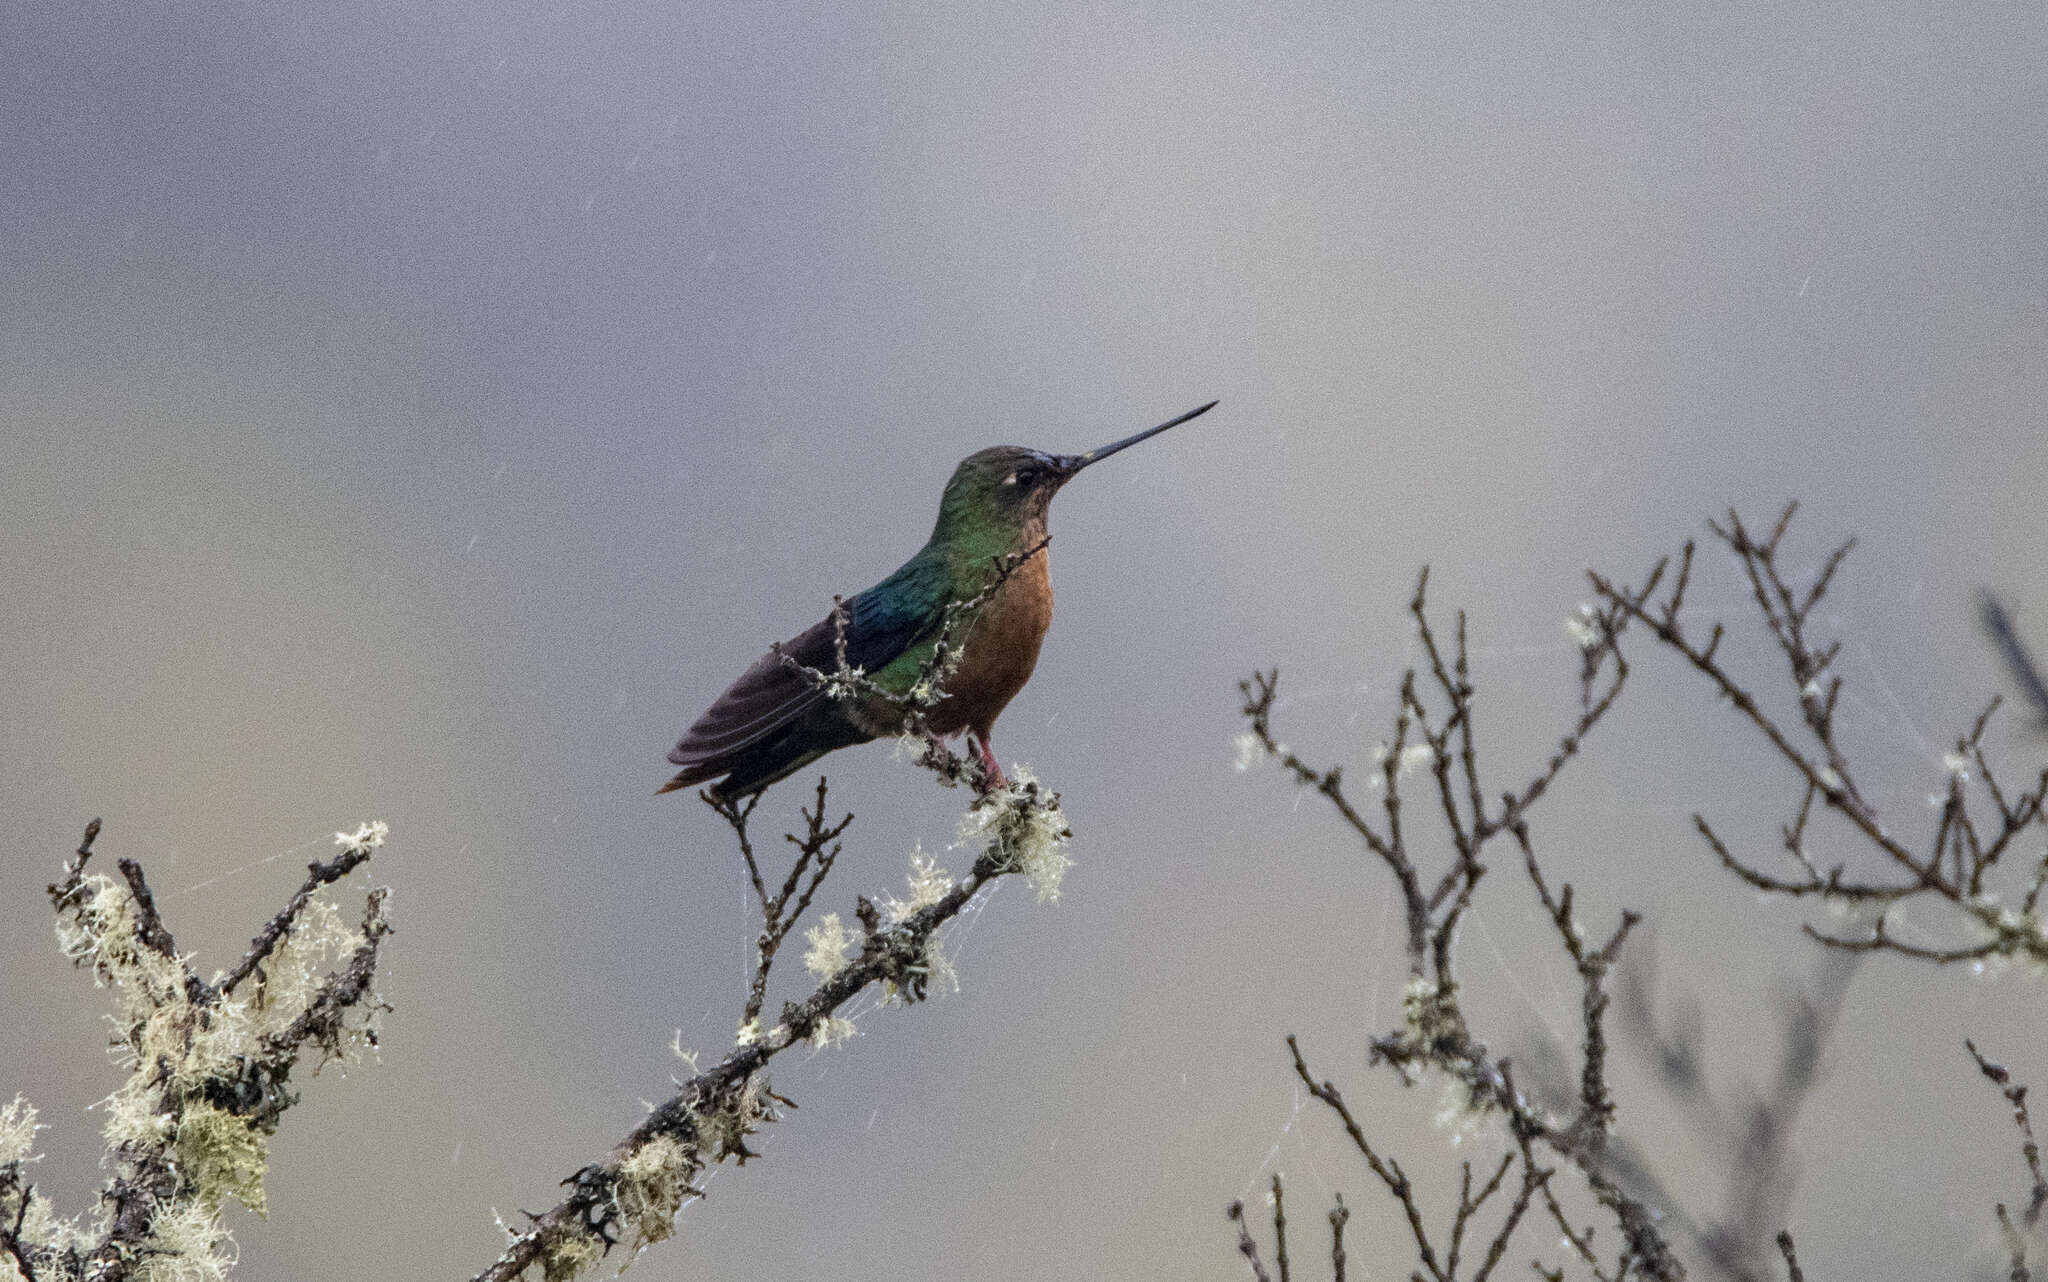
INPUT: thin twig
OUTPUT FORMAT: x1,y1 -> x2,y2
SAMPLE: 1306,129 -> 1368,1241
218,844 -> 377,997
1228,1200 -> 1275,1282
1775,1230 -> 1806,1282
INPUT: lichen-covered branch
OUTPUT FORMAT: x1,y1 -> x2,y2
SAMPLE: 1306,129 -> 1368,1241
3,818 -> 391,1282
471,771 -> 1071,1282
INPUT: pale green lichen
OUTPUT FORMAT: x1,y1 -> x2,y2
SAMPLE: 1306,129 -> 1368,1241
81,885 -> 378,1165
1563,604 -> 1600,650
810,1015 -> 858,1050
921,937 -> 959,995
613,1134 -> 696,1254
1383,974 -> 1467,1084
58,871 -> 205,1155
237,898 -> 361,1031
55,875 -> 187,1016
1232,731 -> 1267,771
688,1076 -> 772,1163
138,1198 -> 235,1282
881,848 -> 955,925
333,820 -> 389,850
19,1190 -> 90,1281
40,822 -> 393,1282
802,913 -> 857,982
539,1224 -> 607,1282
819,666 -> 868,702
1972,954 -> 2012,981
1430,1076 -> 1494,1147
894,936 -> 959,1002
0,1096 -> 71,1282
172,1102 -> 270,1216
1403,975 -> 1448,1030
99,1072 -> 176,1153
0,1094 -> 38,1165
1370,742 -> 1437,782
957,771 -> 1072,903
1961,895 -> 2048,968
176,999 -> 258,1089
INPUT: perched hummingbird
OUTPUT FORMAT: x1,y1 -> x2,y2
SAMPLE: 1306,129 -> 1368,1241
661,401 -> 1218,801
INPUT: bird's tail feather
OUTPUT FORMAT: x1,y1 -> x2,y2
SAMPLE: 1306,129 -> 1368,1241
656,721 -> 864,801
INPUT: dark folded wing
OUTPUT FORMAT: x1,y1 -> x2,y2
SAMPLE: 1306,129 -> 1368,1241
667,567 -> 940,771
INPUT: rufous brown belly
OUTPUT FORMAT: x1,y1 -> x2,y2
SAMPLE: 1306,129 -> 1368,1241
925,550 -> 1054,739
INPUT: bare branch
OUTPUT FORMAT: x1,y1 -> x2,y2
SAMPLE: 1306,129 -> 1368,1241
1968,1039 -> 2047,1278
1228,1199 -> 1276,1282
1981,592 -> 2048,731
1330,1195 -> 1349,1282
1272,1173 -> 1292,1282
1237,563 -> 1678,1282
1775,1230 -> 1806,1282
1588,506 -> 2048,972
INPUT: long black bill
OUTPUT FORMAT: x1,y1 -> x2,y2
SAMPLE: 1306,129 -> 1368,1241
1055,400 -> 1218,476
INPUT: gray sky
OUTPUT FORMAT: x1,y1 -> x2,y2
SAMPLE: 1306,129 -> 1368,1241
4,3 -> 2045,1279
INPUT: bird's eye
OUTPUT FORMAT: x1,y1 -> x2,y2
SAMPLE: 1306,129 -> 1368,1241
1003,471 -> 1021,486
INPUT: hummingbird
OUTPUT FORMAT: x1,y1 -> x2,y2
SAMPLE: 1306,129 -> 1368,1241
661,401 -> 1218,801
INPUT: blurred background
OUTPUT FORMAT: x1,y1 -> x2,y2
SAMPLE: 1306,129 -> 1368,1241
3,2 -> 2044,1278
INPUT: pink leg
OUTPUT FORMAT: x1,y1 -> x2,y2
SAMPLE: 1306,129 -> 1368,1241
971,733 -> 1008,791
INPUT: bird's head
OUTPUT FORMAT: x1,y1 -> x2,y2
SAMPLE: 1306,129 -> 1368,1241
931,402 -> 1218,546
940,446 -> 1072,529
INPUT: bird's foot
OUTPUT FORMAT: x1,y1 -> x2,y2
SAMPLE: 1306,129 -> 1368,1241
972,734 -> 1008,794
